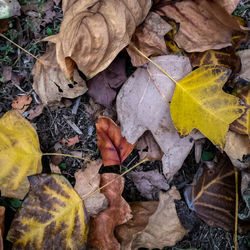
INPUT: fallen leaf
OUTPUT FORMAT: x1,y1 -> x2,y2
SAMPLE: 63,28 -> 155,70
127,12 -> 172,66
49,163 -> 61,174
51,149 -> 63,166
217,0 -> 241,13
27,104 -> 44,120
32,43 -> 87,106
0,110 -> 42,199
170,65 -> 244,149
88,173 -> 132,250
87,55 -> 127,108
74,159 -> 108,216
11,95 -> 32,114
131,187 -> 187,249
237,49 -> 250,82
224,131 -> 250,168
230,86 -> 249,135
184,154 -> 236,231
45,0 -> 151,79
7,174 -> 88,249
115,201 -> 159,250
136,131 -> 163,161
239,171 -> 250,220
96,117 -> 135,166
129,170 -> 169,200
0,206 -> 4,250
0,18 -> 9,33
0,0 -> 20,19
2,66 -> 12,82
61,135 -> 79,147
117,55 -> 203,179
157,0 -> 241,52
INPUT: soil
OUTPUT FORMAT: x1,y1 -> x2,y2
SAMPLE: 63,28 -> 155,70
0,1 -> 250,249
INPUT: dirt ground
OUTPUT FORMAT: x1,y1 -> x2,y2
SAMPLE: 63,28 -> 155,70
0,1 -> 250,249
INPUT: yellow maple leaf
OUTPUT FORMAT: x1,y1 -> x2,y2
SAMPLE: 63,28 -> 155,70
170,65 -> 245,149
0,110 -> 42,199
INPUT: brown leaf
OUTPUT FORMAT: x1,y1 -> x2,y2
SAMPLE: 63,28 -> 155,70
216,0 -> 241,14
130,187 -> 186,249
127,12 -> 172,66
51,149 -> 62,166
88,173 -> 132,250
237,49 -> 250,82
0,19 -> 9,33
184,154 -> 236,231
129,170 -> 169,200
157,0 -> 241,52
115,201 -> 159,250
49,163 -> 61,174
0,206 -> 5,250
32,43 -> 87,106
87,55 -> 127,108
45,0 -> 151,79
11,95 -> 32,114
74,159 -> 108,216
61,135 -> 79,147
96,117 -> 135,166
27,104 -> 44,120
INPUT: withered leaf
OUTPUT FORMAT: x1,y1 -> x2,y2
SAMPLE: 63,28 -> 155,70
96,117 -> 135,166
74,159 -> 108,216
127,12 -> 172,66
32,43 -> 87,106
157,0 -> 241,52
184,154 -> 236,231
217,0 -> 241,13
45,0 -> 151,79
87,55 -> 127,108
11,95 -> 32,114
88,173 -> 132,250
61,135 -> 79,147
237,49 -> 250,82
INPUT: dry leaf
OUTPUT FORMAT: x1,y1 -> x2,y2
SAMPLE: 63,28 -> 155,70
237,49 -> 250,82
0,206 -> 4,250
87,55 -> 127,108
157,0 -> 241,52
45,0 -> 151,79
88,173 -> 132,250
216,0 -> 241,14
127,12 -> 172,66
32,43 -> 87,106
115,201 -> 159,250
136,131 -> 163,161
117,55 -> 203,179
27,104 -> 44,120
96,117 -> 135,166
11,95 -> 32,114
240,171 -> 250,220
0,0 -> 20,19
61,135 -> 79,147
2,66 -> 12,82
49,163 -> 61,174
184,154 -> 236,231
129,170 -> 169,200
131,187 -> 187,249
74,159 -> 108,216
224,131 -> 250,169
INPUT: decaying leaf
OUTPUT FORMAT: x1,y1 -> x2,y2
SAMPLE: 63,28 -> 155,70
0,206 -> 4,250
239,171 -> 250,220
127,12 -> 172,66
117,55 -> 203,179
45,0 -> 151,79
27,104 -> 44,120
170,65 -> 244,149
0,110 -> 42,199
115,201 -> 159,250
11,95 -> 32,114
217,0 -> 241,14
129,170 -> 169,200
131,187 -> 186,249
0,0 -> 20,19
96,117 -> 135,166
32,43 -> 87,106
88,173 -> 132,250
184,154 -> 236,231
87,55 -> 127,108
157,0 -> 241,52
230,86 -> 249,135
74,159 -> 108,216
237,49 -> 250,82
7,174 -> 88,249
61,135 -> 79,147
224,131 -> 250,169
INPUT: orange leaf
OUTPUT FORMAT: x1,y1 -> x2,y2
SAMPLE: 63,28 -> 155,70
96,117 -> 135,166
11,95 -> 32,114
61,135 -> 79,147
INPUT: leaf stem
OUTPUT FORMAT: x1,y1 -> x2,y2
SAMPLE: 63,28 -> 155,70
234,167 -> 238,250
42,153 -> 92,163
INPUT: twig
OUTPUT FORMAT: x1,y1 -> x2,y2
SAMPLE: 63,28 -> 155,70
63,115 -> 83,134
72,96 -> 81,115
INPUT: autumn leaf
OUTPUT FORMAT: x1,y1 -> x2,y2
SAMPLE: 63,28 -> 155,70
7,174 -> 88,249
0,110 -> 42,199
170,65 -> 244,149
61,135 -> 79,147
11,95 -> 32,114
96,117 -> 135,166
184,154 -> 235,231
45,0 -> 151,79
237,49 -> 250,82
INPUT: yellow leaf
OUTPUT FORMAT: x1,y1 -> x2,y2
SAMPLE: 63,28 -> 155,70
170,65 -> 245,149
7,174 -> 88,249
0,110 -> 42,199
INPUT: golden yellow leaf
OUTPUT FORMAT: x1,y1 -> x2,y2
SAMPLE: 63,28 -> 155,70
7,174 -> 88,249
170,65 -> 244,149
0,110 -> 42,199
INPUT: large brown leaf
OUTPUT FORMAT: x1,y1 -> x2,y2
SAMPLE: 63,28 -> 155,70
184,154 -> 236,231
157,0 -> 241,52
45,0 -> 151,79
88,173 -> 132,250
